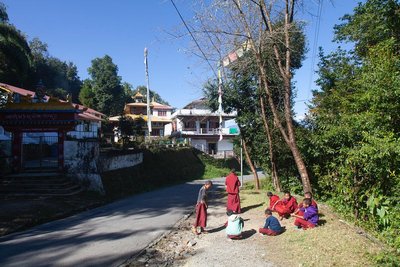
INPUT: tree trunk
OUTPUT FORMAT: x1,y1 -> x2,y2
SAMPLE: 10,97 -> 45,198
256,0 -> 312,193
220,0 -> 312,193
288,136 -> 312,193
259,93 -> 281,192
242,138 -> 260,190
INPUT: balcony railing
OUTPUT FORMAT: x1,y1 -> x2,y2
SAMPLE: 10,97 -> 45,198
180,128 -> 238,135
67,130 -> 98,139
193,143 -> 235,159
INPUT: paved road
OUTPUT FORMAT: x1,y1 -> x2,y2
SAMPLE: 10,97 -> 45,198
0,173 -> 263,267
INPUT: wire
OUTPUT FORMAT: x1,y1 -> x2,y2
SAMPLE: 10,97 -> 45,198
307,0 -> 323,99
170,0 -> 218,79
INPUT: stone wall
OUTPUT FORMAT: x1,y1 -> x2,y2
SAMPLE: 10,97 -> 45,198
97,152 -> 143,173
64,140 -> 103,192
64,140 -> 143,193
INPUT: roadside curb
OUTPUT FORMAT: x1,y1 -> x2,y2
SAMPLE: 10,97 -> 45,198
119,211 -> 194,267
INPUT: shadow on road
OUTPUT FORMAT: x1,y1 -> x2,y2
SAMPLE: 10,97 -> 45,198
241,229 -> 256,240
241,203 -> 264,213
0,181 -> 223,267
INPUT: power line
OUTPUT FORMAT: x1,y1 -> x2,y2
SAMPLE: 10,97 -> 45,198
170,0 -> 218,79
307,0 -> 323,99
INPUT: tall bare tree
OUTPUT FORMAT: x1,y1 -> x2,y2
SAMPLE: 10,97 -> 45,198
187,0 -> 312,192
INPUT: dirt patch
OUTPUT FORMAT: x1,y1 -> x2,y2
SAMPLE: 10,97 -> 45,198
0,193 -> 105,236
125,187 -> 385,267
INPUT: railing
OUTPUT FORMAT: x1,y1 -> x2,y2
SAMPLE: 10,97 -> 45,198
180,128 -> 237,135
213,150 -> 235,159
174,109 -> 237,117
67,130 -> 98,139
193,144 -> 235,159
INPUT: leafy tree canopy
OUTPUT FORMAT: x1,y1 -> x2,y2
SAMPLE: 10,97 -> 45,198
82,55 -> 125,116
334,0 -> 400,57
0,3 -> 32,86
29,38 -> 82,102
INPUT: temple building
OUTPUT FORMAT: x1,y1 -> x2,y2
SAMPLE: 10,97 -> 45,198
0,82 -> 104,172
171,98 -> 238,158
109,91 -> 173,138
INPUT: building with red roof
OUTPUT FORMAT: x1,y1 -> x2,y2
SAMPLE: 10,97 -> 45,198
0,82 -> 104,171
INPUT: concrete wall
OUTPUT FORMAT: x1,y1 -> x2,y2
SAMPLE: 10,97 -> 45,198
217,139 -> 234,151
64,140 -> 104,193
64,140 -> 143,194
164,123 -> 172,136
191,139 -> 207,152
98,152 -> 142,173
0,140 -> 12,175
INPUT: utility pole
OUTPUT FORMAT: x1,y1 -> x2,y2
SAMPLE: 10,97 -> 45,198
144,48 -> 152,140
240,138 -> 243,187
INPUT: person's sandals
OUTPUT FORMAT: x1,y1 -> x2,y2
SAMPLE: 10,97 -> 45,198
192,226 -> 199,235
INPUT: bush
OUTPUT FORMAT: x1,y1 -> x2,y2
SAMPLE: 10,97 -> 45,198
101,148 -> 205,199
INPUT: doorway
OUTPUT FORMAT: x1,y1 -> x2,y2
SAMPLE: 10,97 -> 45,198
208,143 -> 216,155
22,132 -> 58,169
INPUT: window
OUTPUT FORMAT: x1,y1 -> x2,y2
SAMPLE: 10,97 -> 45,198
152,129 -> 160,136
158,110 -> 167,117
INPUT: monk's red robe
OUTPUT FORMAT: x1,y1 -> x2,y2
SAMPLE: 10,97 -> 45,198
225,172 -> 241,213
269,195 -> 280,210
193,202 -> 207,228
275,196 -> 298,217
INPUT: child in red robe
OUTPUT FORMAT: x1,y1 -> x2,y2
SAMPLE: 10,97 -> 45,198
274,191 -> 298,220
192,180 -> 213,235
267,191 -> 280,210
225,169 -> 241,213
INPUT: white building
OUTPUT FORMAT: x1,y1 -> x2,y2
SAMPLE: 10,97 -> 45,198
171,98 -> 238,158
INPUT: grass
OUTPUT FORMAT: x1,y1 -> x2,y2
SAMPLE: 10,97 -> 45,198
239,180 -> 391,267
197,152 -> 249,179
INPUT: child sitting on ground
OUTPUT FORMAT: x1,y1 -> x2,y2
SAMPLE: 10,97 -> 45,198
292,198 -> 319,229
225,210 -> 244,239
259,208 -> 282,236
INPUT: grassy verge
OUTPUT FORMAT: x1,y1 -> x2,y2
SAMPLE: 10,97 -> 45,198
101,148 -> 205,199
239,180 -> 396,267
101,148 -> 246,199
197,152 -> 248,179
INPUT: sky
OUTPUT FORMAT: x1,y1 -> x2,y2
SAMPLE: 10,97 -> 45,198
2,0 -> 362,117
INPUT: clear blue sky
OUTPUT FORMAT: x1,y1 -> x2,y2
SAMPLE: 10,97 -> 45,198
2,0 -> 362,116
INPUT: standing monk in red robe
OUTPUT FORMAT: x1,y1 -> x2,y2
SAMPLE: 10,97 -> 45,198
192,180 -> 213,235
225,169 -> 241,213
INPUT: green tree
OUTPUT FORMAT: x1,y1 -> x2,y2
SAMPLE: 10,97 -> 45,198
122,82 -> 134,103
118,115 -> 145,147
29,38 -> 82,102
308,0 -> 400,253
192,0 -> 311,192
0,3 -> 32,86
86,55 -> 125,116
334,0 -> 400,58
79,79 -> 95,108
0,2 -> 8,22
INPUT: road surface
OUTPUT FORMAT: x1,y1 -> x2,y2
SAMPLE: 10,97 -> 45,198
0,174 -> 263,267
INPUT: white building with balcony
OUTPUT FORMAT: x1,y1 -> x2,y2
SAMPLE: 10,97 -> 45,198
171,98 -> 238,158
